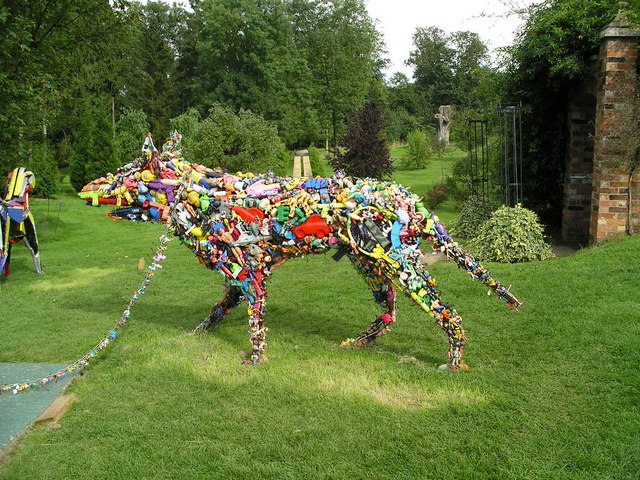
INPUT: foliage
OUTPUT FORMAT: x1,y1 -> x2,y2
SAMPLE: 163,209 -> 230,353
407,27 -> 490,113
307,145 -> 327,177
0,0 -> 122,173
186,104 -> 286,173
69,108 -> 119,192
331,104 -> 392,179
468,204 -> 554,263
28,141 -> 59,197
443,155 -> 473,205
288,0 -> 384,151
385,108 -> 423,143
0,0 -> 390,191
384,72 -> 424,142
449,195 -> 497,238
169,108 -> 201,149
403,129 -> 432,169
423,182 -> 448,210
504,0 -> 640,224
115,108 -> 149,163
183,0 -> 383,149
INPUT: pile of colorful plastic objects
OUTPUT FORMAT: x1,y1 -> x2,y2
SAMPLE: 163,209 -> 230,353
80,133 -> 520,369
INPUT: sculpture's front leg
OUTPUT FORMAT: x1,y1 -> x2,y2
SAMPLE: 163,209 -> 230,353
195,284 -> 243,331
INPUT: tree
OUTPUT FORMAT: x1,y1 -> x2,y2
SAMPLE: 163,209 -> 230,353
120,1 -> 188,139
0,0 -> 124,174
115,108 -> 150,163
385,72 -> 424,142
331,104 -> 392,179
407,27 -> 490,114
185,0 -> 321,148
404,130 -> 431,169
288,0 -> 384,152
69,105 -> 119,192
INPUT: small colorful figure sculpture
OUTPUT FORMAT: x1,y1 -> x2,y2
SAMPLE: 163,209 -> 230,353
1,167 -> 43,277
80,134 -> 521,370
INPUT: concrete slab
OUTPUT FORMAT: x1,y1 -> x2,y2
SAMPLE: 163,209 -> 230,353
292,156 -> 302,177
302,156 -> 312,177
0,363 -> 77,453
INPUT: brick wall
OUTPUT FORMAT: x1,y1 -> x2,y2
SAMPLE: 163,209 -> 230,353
590,25 -> 640,243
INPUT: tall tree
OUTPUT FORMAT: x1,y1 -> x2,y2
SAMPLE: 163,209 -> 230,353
289,0 -> 384,152
185,0 -> 320,147
0,0 -> 123,174
407,27 -> 489,114
122,1 -> 187,139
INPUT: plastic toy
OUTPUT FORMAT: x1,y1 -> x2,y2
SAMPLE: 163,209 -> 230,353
1,167 -> 43,277
79,133 -> 521,370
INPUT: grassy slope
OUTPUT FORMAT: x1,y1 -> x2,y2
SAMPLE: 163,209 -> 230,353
390,144 -> 462,225
1,176 -> 639,479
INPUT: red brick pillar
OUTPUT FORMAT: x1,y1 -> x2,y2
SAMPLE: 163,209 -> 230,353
590,8 -> 640,243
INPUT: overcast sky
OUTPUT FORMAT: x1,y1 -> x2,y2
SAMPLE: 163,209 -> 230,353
365,0 -> 544,78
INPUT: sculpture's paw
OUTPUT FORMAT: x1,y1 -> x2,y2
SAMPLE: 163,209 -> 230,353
437,362 -> 469,372
340,338 -> 356,347
241,353 -> 266,365
186,327 -> 207,336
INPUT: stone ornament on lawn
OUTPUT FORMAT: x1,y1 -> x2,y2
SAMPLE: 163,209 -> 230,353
79,133 -> 521,370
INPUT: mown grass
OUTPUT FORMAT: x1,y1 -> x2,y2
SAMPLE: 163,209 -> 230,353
1,176 -> 639,479
391,144 -> 464,225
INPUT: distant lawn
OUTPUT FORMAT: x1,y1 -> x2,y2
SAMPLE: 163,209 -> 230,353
1,182 -> 639,479
391,143 -> 465,225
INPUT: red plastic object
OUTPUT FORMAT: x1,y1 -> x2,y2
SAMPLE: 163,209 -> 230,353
98,197 -> 128,206
231,206 -> 264,224
292,213 -> 330,239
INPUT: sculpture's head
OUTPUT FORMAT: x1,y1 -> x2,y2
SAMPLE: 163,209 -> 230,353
4,167 -> 36,202
78,132 -> 231,223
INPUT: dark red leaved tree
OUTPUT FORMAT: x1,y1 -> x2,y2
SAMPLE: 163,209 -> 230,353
331,104 -> 393,179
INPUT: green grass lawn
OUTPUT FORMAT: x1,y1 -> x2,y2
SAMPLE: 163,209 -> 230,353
1,180 -> 639,479
391,144 -> 464,225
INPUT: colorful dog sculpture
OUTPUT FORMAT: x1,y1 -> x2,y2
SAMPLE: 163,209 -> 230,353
1,167 -> 43,277
80,134 -> 520,370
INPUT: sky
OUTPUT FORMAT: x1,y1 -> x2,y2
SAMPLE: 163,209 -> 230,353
365,0 -> 544,78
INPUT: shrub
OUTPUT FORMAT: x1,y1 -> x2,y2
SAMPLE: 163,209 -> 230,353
424,182 -> 448,210
467,204 -> 554,263
449,195 -> 496,238
403,129 -> 431,169
186,104 -> 286,173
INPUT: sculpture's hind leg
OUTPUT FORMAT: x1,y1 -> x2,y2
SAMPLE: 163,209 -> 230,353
22,215 -> 43,274
344,250 -> 467,370
393,261 -> 467,371
194,284 -> 242,331
242,274 -> 268,364
341,254 -> 397,346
